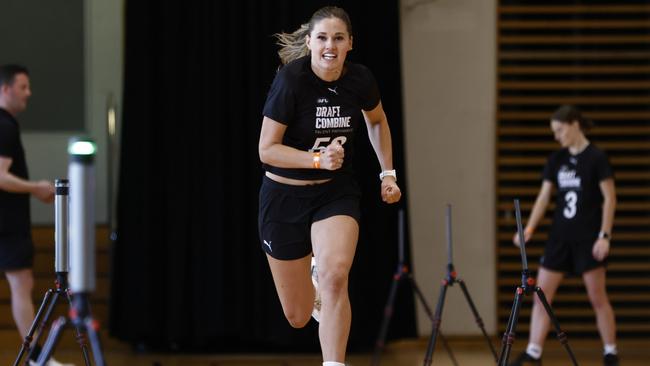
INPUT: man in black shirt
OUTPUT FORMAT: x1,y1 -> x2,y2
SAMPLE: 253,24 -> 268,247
0,65 -> 66,366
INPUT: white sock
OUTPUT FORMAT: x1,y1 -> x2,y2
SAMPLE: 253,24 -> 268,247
526,343 -> 542,359
323,362 -> 345,366
604,344 -> 618,355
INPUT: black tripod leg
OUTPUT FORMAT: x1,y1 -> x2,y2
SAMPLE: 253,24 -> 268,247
66,292 -> 92,366
13,289 -> 55,366
534,288 -> 579,366
371,273 -> 403,366
423,283 -> 448,366
458,279 -> 498,361
27,291 -> 64,362
409,275 -> 434,318
437,332 -> 459,366
410,275 -> 459,366
497,288 -> 525,366
36,316 -> 68,366
83,317 -> 107,366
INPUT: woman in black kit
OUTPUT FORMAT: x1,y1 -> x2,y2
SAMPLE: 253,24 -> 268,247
510,105 -> 619,366
257,6 -> 401,366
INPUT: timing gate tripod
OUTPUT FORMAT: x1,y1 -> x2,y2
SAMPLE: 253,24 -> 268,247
12,179 -> 91,366
36,140 -> 107,366
372,209 -> 459,366
496,199 -> 578,366
423,204 -> 498,366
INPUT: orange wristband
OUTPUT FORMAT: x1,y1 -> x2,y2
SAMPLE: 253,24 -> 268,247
312,152 -> 321,169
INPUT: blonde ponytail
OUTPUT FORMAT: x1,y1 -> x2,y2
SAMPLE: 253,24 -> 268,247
275,23 -> 310,65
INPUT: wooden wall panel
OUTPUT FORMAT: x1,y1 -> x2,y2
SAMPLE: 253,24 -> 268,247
497,0 -> 650,339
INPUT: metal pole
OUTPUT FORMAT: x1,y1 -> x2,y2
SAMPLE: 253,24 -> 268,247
54,179 -> 70,273
514,199 -> 528,271
68,137 -> 97,293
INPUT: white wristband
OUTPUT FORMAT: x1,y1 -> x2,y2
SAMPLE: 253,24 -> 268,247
379,169 -> 397,181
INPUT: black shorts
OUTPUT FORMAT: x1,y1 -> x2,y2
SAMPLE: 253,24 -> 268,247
258,174 -> 361,260
0,232 -> 34,271
540,237 -> 605,275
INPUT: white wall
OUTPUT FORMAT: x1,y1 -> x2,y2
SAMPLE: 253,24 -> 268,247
26,0 -> 124,225
400,0 -> 497,335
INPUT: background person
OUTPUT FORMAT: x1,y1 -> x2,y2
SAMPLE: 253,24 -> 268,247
509,105 -> 618,366
0,64 -> 71,366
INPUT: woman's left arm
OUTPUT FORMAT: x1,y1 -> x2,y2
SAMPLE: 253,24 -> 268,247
593,178 -> 616,261
363,102 -> 401,204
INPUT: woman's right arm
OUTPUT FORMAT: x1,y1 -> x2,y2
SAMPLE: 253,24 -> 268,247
258,117 -> 343,170
513,180 -> 553,246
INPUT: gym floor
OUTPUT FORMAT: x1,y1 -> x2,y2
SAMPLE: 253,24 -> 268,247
0,335 -> 646,365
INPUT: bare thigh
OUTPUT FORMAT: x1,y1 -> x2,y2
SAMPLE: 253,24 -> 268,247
311,215 -> 358,277
535,267 -> 564,305
582,266 -> 608,306
5,268 -> 34,295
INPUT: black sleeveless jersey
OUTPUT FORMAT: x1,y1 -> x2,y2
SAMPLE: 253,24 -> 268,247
262,56 -> 380,180
542,144 -> 613,241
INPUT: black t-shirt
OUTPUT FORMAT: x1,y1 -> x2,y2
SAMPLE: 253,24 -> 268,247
542,144 -> 613,241
262,56 -> 381,180
0,108 -> 31,234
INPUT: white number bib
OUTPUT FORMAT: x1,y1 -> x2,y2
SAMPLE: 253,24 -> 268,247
563,191 -> 577,219
310,136 -> 347,152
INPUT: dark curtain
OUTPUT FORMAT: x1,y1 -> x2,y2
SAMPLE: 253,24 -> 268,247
109,0 -> 416,352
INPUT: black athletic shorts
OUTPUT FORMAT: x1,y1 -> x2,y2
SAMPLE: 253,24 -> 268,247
258,173 -> 361,260
540,237 -> 606,275
0,232 -> 34,271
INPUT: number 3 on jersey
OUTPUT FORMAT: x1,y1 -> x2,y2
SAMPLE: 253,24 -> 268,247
310,136 -> 347,152
563,191 -> 577,219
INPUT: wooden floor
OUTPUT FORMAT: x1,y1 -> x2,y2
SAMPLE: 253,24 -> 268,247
0,334 -> 647,365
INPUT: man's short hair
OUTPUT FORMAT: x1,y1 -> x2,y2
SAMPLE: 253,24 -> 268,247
0,64 -> 29,88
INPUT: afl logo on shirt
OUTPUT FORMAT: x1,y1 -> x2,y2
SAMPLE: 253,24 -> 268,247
317,97 -> 329,104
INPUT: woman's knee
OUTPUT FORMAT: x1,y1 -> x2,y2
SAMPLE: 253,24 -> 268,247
532,295 -> 553,312
588,291 -> 610,310
276,287 -> 313,328
583,269 -> 610,310
532,286 -> 556,307
319,264 -> 349,295
283,308 -> 312,328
